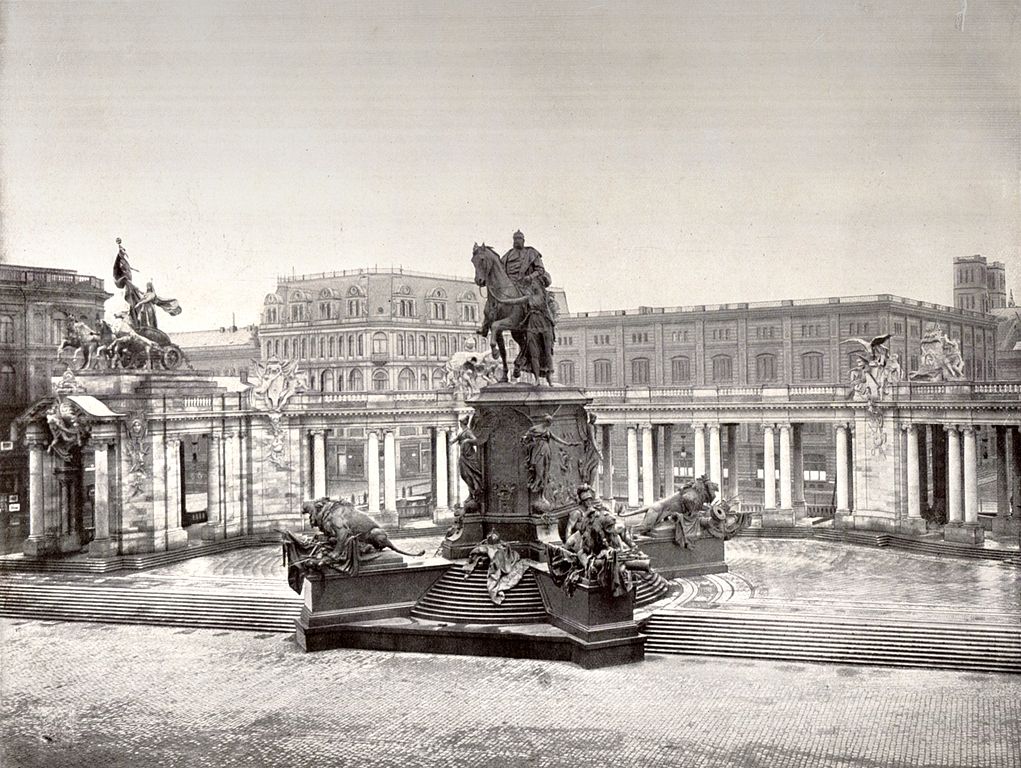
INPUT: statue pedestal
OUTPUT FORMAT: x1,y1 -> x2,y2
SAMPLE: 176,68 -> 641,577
534,567 -> 646,668
635,527 -> 728,579
295,558 -> 449,652
22,535 -> 57,558
943,522 -> 985,545
442,384 -> 591,560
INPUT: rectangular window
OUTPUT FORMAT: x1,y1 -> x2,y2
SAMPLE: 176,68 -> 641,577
593,360 -> 612,385
631,358 -> 650,385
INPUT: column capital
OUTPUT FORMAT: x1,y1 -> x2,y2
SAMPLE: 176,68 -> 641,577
961,425 -> 976,436
167,437 -> 182,448
309,428 -> 326,437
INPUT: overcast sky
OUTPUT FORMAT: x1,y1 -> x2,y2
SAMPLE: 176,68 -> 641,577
1,1 -> 1018,331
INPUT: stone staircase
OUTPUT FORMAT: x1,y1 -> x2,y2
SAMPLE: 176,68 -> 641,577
0,578 -> 301,633
410,565 -> 549,624
642,608 -> 1021,674
740,527 -> 1019,563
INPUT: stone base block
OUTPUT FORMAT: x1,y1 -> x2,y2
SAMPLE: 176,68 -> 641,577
833,511 -> 852,529
431,506 -> 455,526
198,522 -> 226,541
534,569 -> 637,644
88,537 -> 118,557
897,518 -> 928,536
835,513 -> 898,533
761,509 -> 795,527
634,533 -> 727,579
943,523 -> 985,545
57,533 -> 82,554
166,528 -> 189,550
296,617 -> 644,669
22,536 -> 57,558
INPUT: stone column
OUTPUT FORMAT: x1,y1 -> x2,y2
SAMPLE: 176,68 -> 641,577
791,424 -> 805,516
994,426 -> 1010,519
164,438 -> 188,550
835,425 -> 849,515
202,434 -> 223,541
662,425 -> 675,498
601,424 -> 614,501
763,425 -> 777,510
89,436 -> 116,556
366,430 -> 381,518
433,427 -> 453,525
725,424 -> 739,499
778,425 -> 792,514
962,426 -> 979,524
918,425 -> 930,511
222,431 -> 242,539
946,427 -> 962,523
693,424 -> 706,478
311,429 -> 327,499
901,424 -> 925,534
23,434 -> 53,558
383,430 -> 397,518
641,423 -> 655,505
708,425 -> 722,501
626,426 -> 640,507
447,431 -> 460,506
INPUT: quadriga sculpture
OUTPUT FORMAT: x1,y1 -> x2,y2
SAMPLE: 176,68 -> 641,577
282,498 -> 425,591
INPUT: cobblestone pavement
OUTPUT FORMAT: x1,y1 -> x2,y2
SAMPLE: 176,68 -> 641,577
2,619 -> 1019,768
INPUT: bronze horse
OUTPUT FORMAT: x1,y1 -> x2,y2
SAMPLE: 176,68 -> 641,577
471,243 -> 551,384
56,319 -> 115,370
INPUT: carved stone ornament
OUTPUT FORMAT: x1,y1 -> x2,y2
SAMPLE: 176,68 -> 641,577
250,356 -> 305,469
125,412 -> 149,498
909,324 -> 966,382
45,370 -> 90,462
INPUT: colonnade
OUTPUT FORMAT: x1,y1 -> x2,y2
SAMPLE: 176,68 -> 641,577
308,422 -> 469,525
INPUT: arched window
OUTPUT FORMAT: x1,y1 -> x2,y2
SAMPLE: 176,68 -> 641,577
300,337 -> 307,359
0,315 -> 13,344
557,360 -> 575,384
431,368 -> 446,388
283,339 -> 289,358
348,368 -> 364,391
372,332 -> 388,356
419,334 -> 427,355
319,337 -> 325,358
397,367 -> 416,391
711,355 -> 733,383
631,357 -> 650,385
801,352 -> 824,381
439,336 -> 448,357
397,334 -> 405,357
429,335 -> 437,356
407,334 -> 416,356
274,339 -> 280,357
372,369 -> 389,391
328,336 -> 335,357
0,364 -> 16,400
756,353 -> 777,382
321,369 -> 335,391
671,356 -> 691,383
593,359 -> 612,385
357,334 -> 364,357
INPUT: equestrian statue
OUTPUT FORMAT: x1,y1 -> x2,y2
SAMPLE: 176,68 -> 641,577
471,230 -> 557,385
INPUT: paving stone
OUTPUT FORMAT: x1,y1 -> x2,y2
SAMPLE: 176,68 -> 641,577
1,619 -> 1019,768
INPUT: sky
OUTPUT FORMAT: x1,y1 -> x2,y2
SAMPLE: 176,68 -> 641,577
1,0 -> 1018,331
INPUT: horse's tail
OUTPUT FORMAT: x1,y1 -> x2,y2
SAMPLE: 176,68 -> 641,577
618,505 -> 650,518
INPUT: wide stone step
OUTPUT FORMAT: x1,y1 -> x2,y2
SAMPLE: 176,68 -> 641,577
643,611 -> 1021,673
410,566 -> 549,624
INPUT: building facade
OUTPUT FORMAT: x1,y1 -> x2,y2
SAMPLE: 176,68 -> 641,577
0,264 -> 110,553
175,325 -> 260,380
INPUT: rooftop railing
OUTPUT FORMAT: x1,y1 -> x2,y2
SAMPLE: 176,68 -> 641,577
0,266 -> 105,290
563,294 -> 991,321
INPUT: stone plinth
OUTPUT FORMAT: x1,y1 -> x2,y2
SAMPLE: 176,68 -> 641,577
635,529 -> 727,578
443,384 -> 592,559
534,568 -> 646,667
296,558 -> 449,652
943,522 -> 985,545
